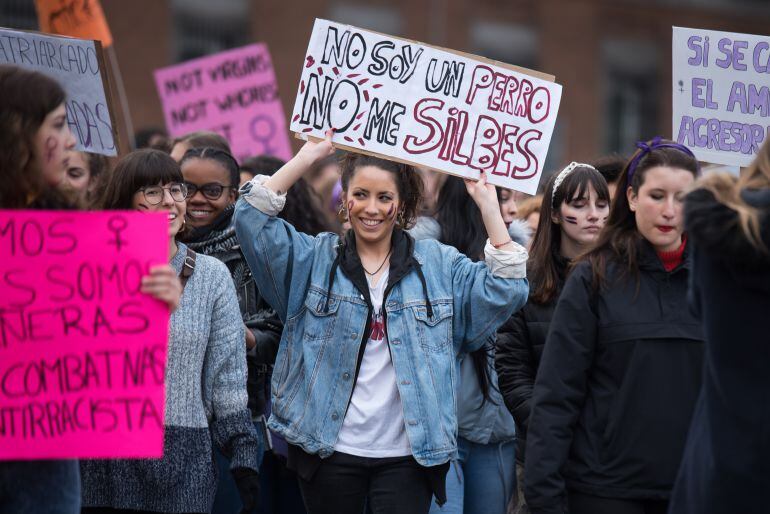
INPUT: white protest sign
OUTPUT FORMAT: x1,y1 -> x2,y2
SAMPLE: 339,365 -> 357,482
0,27 -> 117,156
673,26 -> 770,167
290,19 -> 562,194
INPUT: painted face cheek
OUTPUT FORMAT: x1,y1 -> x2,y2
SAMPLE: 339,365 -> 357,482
564,216 -> 578,225
386,204 -> 394,219
45,136 -> 58,163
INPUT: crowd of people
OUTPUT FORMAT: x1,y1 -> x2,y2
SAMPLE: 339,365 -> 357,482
0,62 -> 768,514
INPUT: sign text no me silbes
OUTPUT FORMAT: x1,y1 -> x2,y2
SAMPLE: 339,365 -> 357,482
290,19 -> 562,195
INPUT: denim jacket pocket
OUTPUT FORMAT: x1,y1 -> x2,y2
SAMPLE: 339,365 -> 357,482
410,301 -> 453,352
301,288 -> 340,341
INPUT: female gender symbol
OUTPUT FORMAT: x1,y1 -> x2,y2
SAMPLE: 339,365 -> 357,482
107,215 -> 128,251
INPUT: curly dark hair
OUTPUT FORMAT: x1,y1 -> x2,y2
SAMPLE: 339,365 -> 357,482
339,153 -> 424,229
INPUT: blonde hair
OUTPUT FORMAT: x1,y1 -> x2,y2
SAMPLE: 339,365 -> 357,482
517,194 -> 543,221
695,138 -> 770,252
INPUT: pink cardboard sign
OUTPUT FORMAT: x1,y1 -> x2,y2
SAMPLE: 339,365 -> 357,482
0,210 -> 170,460
154,43 -> 292,163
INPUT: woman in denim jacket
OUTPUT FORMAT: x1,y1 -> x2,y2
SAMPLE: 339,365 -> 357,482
234,132 -> 529,514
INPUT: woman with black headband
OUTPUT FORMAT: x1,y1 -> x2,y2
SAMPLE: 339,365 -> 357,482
523,138 -> 705,514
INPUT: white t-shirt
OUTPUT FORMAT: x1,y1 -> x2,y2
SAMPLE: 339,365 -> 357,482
334,268 -> 412,458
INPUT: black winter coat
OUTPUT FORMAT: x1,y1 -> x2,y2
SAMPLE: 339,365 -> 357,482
524,240 -> 704,514
669,188 -> 770,514
495,254 -> 568,462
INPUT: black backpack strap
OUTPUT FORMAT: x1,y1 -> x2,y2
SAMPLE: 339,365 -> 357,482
180,248 -> 197,289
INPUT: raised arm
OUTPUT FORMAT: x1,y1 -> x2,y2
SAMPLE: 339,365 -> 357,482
264,130 -> 334,194
234,131 -> 336,322
448,172 -> 529,351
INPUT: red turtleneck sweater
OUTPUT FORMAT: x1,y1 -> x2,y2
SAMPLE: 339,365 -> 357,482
657,236 -> 687,272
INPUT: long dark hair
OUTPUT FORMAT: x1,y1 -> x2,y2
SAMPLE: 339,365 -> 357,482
0,65 -> 66,208
436,176 -> 487,260
433,175 -> 495,402
528,166 -> 610,304
585,139 -> 699,289
100,149 -> 183,209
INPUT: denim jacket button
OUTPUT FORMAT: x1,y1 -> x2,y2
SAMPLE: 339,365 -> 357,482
331,412 -> 339,420
343,372 -> 351,380
408,420 -> 418,426
392,340 -> 400,345
350,333 -> 358,340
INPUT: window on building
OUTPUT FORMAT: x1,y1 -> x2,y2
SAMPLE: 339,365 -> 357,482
0,0 -> 38,30
602,38 -> 658,153
171,0 -> 250,62
327,3 -> 403,36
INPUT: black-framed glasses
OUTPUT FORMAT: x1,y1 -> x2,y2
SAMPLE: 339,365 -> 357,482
140,183 -> 188,205
184,181 -> 236,200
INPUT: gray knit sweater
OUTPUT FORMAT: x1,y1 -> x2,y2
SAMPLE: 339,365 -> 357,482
81,242 -> 260,513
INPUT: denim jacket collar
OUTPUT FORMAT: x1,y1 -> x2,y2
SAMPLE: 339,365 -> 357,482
325,228 -> 434,318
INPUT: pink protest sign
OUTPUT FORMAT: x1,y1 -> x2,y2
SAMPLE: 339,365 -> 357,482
154,43 -> 292,163
0,210 -> 169,460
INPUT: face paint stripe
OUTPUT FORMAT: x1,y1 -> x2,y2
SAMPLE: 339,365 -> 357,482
564,216 -> 578,225
45,136 -> 58,163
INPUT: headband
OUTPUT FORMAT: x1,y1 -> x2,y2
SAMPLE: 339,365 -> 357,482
552,162 -> 599,207
626,136 -> 698,183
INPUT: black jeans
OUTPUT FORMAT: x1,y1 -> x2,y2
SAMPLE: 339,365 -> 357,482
297,452 -> 433,514
568,491 -> 669,514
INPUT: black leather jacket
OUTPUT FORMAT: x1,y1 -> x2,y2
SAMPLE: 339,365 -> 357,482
184,206 -> 282,418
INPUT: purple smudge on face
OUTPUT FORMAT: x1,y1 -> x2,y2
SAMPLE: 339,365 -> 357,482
387,204 -> 394,218
564,216 -> 578,225
45,136 -> 58,163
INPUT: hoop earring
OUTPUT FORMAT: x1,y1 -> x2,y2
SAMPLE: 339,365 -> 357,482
396,210 -> 406,228
337,203 -> 349,223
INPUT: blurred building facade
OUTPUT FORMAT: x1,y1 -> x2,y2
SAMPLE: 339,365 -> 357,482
3,0 -> 769,171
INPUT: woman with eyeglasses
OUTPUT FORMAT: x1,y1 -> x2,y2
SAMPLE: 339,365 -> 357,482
80,149 -> 261,514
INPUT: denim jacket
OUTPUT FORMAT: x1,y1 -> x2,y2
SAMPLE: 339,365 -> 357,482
233,176 -> 529,467
456,348 -> 517,445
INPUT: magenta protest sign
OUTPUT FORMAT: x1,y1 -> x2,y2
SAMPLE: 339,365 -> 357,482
154,43 -> 292,162
0,210 -> 169,460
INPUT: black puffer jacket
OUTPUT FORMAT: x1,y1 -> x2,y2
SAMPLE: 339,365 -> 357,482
669,188 -> 770,514
495,253 -> 568,462
184,205 -> 283,418
524,240 -> 704,514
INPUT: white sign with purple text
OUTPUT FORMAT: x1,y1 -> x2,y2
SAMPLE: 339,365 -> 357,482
673,26 -> 770,167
